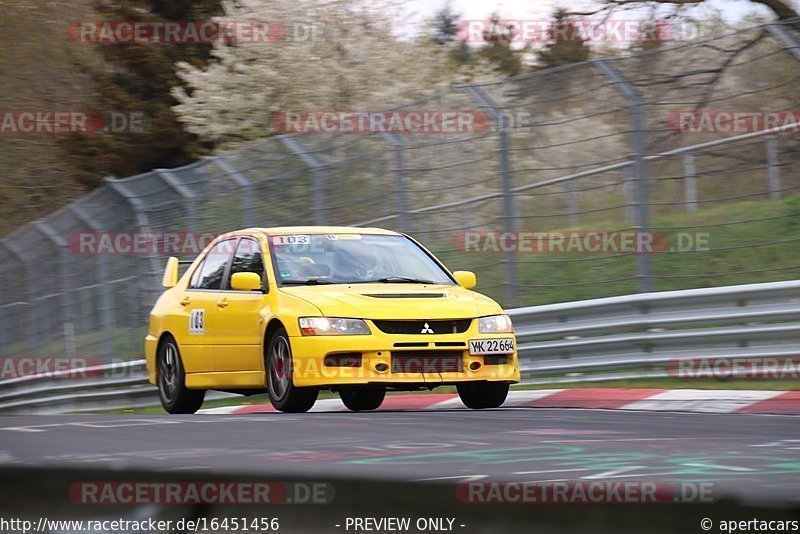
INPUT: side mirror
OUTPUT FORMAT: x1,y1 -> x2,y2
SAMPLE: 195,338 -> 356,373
231,272 -> 263,291
162,257 -> 179,288
453,270 -> 477,289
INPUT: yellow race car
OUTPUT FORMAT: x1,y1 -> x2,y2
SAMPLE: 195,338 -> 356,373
145,227 -> 519,413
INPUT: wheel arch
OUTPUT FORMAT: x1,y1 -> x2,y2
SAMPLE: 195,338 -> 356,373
154,331 -> 177,381
263,319 -> 286,348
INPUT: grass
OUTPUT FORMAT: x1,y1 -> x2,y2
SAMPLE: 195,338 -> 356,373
434,193 -> 800,307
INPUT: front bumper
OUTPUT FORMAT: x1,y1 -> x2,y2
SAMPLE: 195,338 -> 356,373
289,320 -> 519,388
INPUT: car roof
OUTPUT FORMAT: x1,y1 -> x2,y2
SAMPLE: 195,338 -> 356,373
233,226 -> 401,237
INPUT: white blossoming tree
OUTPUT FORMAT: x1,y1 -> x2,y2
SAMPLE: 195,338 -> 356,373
172,0 -> 495,148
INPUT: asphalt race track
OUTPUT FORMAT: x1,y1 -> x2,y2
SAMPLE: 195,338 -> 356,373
1,408 -> 799,505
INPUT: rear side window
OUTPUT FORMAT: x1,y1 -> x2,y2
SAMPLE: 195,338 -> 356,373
195,239 -> 236,290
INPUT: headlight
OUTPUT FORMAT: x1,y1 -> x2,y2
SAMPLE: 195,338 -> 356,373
299,317 -> 371,336
478,314 -> 513,334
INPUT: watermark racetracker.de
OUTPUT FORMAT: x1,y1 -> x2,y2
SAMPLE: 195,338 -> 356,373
453,230 -> 710,254
0,110 -> 147,135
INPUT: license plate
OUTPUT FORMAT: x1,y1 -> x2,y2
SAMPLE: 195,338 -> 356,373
469,338 -> 515,355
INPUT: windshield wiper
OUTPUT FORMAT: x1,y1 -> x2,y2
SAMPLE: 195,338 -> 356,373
373,276 -> 436,284
281,279 -> 334,285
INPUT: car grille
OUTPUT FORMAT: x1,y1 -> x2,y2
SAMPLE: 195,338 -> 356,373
391,351 -> 463,373
372,319 -> 472,335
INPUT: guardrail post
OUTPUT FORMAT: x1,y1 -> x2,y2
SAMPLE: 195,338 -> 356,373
0,238 -> 38,355
766,135 -> 781,200
155,169 -> 198,232
593,59 -> 652,293
461,84 -> 519,307
33,221 -> 76,358
280,136 -> 328,225
683,152 -> 698,212
212,156 -> 256,227
69,204 -> 115,359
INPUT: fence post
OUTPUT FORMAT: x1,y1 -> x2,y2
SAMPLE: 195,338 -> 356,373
683,152 -> 698,212
462,84 -> 519,307
593,59 -> 652,293
33,221 -> 76,358
212,156 -> 256,227
353,111 -> 409,233
765,23 -> 800,62
623,169 -> 636,224
69,203 -> 115,359
379,131 -> 409,233
0,238 -> 38,355
155,169 -> 198,232
104,176 -> 164,324
766,135 -> 781,200
0,268 -> 6,351
280,136 -> 328,225
566,180 -> 579,227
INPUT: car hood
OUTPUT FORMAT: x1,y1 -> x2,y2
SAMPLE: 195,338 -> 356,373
279,283 -> 503,320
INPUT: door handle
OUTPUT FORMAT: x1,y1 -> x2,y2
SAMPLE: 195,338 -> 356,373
217,298 -> 229,309
180,296 -> 191,306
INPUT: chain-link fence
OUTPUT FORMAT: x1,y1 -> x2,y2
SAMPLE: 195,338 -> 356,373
1,21 -> 799,362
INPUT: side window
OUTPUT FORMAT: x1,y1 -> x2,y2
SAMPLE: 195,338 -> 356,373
188,259 -> 205,289
195,239 -> 236,290
229,238 -> 266,288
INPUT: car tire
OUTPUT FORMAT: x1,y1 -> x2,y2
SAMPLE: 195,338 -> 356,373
340,388 -> 386,411
457,381 -> 509,409
266,327 -> 319,413
157,335 -> 206,414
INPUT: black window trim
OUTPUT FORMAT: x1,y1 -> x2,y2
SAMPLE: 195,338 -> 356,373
229,236 -> 269,293
266,232 -> 457,288
186,237 -> 237,292
187,235 -> 270,293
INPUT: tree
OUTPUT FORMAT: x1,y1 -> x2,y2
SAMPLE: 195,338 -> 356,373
535,9 -> 592,69
476,15 -> 527,76
431,2 -> 472,64
432,2 -> 459,44
578,0 -> 797,21
59,0 -> 222,189
172,0 -> 494,147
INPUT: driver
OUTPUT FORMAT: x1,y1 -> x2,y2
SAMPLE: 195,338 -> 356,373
333,240 -> 382,281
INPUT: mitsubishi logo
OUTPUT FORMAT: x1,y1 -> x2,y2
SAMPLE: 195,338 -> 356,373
420,322 -> 434,334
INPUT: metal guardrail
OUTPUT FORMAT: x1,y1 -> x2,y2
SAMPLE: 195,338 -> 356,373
511,279 -> 800,382
1,279 -> 798,413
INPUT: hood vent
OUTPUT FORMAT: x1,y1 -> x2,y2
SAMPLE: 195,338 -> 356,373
362,293 -> 444,299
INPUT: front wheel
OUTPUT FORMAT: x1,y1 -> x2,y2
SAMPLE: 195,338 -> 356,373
340,388 -> 386,411
157,336 -> 205,414
266,327 -> 318,413
457,382 -> 509,409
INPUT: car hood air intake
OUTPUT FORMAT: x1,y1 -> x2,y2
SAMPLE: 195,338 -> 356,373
361,293 -> 445,298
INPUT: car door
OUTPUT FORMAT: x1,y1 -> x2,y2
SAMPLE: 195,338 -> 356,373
180,238 -> 237,372
213,236 -> 269,373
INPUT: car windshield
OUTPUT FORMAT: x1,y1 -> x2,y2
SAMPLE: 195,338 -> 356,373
270,233 -> 455,286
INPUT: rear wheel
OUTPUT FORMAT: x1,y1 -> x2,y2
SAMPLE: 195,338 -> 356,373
157,336 -> 205,414
457,381 -> 509,409
267,327 -> 318,413
340,388 -> 386,411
